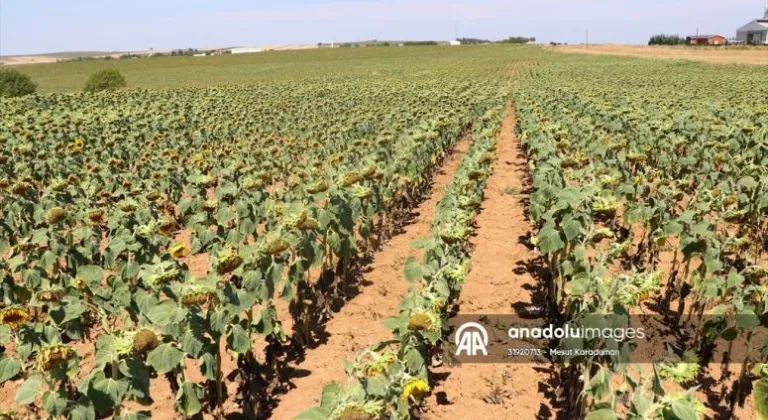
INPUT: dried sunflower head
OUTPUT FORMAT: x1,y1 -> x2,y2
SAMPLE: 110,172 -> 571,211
341,173 -> 362,188
306,180 -> 329,194
87,209 -> 106,225
11,182 -> 32,197
0,307 -> 29,329
215,247 -> 243,275
258,232 -> 291,256
36,288 -> 66,303
132,329 -> 160,354
181,284 -> 218,306
297,217 -> 319,231
46,207 -> 67,224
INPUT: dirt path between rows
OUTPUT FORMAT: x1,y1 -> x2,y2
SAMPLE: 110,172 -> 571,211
268,135 -> 474,419
423,103 -> 552,419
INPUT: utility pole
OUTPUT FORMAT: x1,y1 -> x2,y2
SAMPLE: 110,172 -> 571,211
586,28 -> 589,47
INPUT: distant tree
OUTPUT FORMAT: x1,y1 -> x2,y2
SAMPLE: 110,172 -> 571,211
0,69 -> 36,98
457,37 -> 491,44
83,69 -> 127,93
498,36 -> 535,44
648,34 -> 685,45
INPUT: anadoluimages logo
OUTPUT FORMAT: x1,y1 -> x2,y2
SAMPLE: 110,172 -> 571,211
455,322 -> 489,356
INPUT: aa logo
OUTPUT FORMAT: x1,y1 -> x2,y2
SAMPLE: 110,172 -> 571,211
455,322 -> 488,356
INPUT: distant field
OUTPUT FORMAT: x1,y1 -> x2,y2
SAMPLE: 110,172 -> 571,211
551,44 -> 768,65
7,45 -> 496,93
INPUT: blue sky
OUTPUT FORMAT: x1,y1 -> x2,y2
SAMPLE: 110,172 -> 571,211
0,0 -> 765,55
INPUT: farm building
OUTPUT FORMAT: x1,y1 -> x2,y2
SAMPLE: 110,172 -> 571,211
736,9 -> 768,44
449,40 -> 461,46
230,47 -> 264,55
685,34 -> 726,45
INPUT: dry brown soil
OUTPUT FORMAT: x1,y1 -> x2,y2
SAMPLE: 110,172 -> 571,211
550,44 -> 768,65
423,104 -> 552,419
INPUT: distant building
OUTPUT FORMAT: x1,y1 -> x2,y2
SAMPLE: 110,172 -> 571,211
685,34 -> 727,45
736,8 -> 768,44
230,47 -> 264,55
449,40 -> 461,46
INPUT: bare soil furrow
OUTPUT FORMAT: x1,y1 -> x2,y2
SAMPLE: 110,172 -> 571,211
423,104 -> 552,419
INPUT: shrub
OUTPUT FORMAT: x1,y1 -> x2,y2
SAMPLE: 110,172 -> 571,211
0,69 -> 37,98
648,34 -> 685,46
83,69 -> 126,93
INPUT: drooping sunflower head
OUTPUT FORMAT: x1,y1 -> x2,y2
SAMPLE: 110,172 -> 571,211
158,219 -> 177,236
119,200 -> 138,213
132,329 -> 160,354
181,284 -> 218,306
46,207 -> 67,224
36,343 -> 77,371
306,180 -> 329,194
215,247 -> 243,275
334,401 -> 384,420
340,173 -> 362,188
297,217 -> 319,231
87,209 -> 106,225
0,307 -> 29,329
351,185 -> 373,200
35,288 -> 66,303
401,377 -> 429,401
363,350 -> 397,377
407,311 -> 440,332
258,232 -> 291,256
10,182 -> 32,197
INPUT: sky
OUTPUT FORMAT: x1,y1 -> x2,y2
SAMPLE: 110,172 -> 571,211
1,0 -> 766,55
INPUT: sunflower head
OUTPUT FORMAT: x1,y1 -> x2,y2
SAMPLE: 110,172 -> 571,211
215,247 -> 243,274
11,182 -> 32,197
401,377 -> 429,401
133,329 -> 160,354
36,344 -> 76,371
0,409 -> 18,420
341,173 -> 362,188
170,243 -> 190,259
407,311 -> 439,332
181,285 -> 218,306
351,185 -> 372,200
297,217 -> 319,231
87,209 -> 106,225
363,350 -> 396,377
306,180 -> 329,194
36,288 -> 66,303
0,307 -> 29,329
46,207 -> 67,224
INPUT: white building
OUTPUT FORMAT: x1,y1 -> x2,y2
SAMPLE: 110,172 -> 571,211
230,47 -> 264,55
736,9 -> 768,44
449,40 -> 461,46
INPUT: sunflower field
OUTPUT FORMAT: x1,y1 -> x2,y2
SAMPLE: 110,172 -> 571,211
0,46 -> 515,419
2,44 -> 768,420
514,55 -> 768,418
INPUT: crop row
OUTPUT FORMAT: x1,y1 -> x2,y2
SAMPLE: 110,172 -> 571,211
514,54 -> 767,419
298,104 -> 505,419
